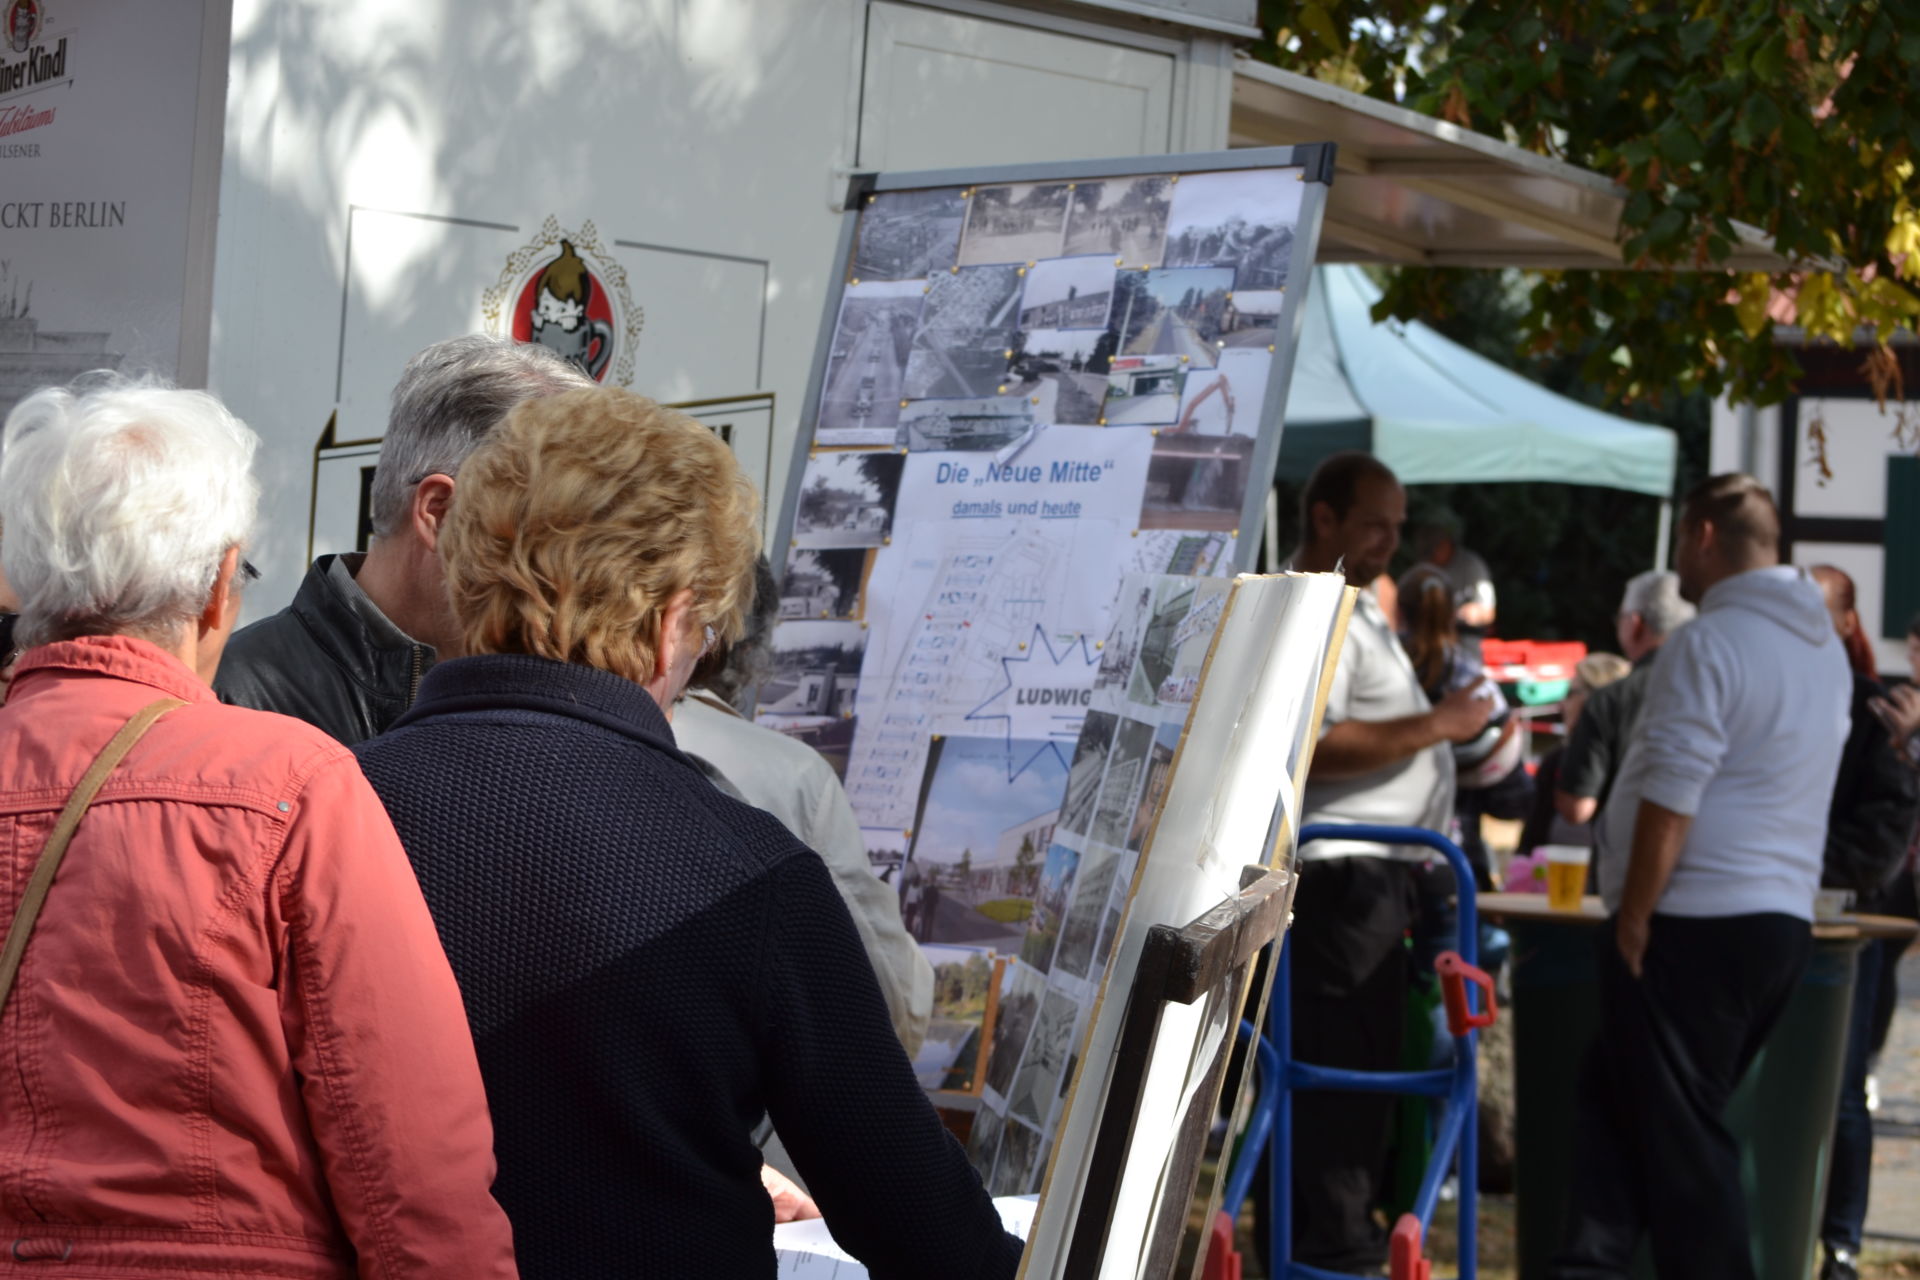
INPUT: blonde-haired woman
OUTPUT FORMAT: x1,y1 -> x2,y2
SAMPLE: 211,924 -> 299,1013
355,388 -> 1020,1279
0,378 -> 515,1277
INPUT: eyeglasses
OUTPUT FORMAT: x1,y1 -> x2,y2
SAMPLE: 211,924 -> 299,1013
241,560 -> 261,583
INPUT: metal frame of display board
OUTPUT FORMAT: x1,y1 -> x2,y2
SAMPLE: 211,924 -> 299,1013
768,144 -> 1337,581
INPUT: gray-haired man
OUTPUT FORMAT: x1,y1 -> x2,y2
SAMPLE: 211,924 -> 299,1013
216,335 -> 592,743
1555,569 -> 1697,828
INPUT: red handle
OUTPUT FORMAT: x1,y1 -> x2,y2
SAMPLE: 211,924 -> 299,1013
1389,1213 -> 1431,1280
1436,950 -> 1498,1036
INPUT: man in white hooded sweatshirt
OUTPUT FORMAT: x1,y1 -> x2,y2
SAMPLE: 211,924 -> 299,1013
1552,474 -> 1851,1280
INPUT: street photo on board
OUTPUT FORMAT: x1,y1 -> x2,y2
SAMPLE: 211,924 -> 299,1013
1173,348 -> 1271,436
1063,175 -> 1172,264
853,187 -> 968,281
1103,356 -> 1187,427
817,280 -> 922,446
1005,986 -> 1080,1128
1018,842 -> 1082,973
902,735 -> 1068,951
1113,266 -> 1233,367
958,181 -> 1072,265
1162,167 -> 1303,291
902,264 -> 1023,399
1008,328 -> 1111,426
792,449 -> 906,549
913,944 -> 996,1092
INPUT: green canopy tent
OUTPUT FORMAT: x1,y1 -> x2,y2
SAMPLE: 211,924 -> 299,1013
1278,264 -> 1679,563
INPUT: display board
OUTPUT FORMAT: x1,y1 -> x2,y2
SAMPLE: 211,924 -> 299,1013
764,148 -> 1332,1274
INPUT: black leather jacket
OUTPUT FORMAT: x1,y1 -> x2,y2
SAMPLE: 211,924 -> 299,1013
215,555 -> 432,747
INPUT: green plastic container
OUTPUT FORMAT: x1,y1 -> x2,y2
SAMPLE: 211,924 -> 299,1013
1506,916 -> 1860,1280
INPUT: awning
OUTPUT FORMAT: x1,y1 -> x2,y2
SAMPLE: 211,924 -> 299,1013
1233,57 -> 1792,272
1281,265 -> 1679,499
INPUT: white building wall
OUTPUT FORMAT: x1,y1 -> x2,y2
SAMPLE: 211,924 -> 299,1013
207,0 -> 1239,618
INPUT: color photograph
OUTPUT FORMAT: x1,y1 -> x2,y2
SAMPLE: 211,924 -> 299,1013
1019,843 -> 1083,973
913,945 -> 996,1092
1138,433 -> 1256,533
1172,348 -> 1272,437
902,735 -> 1068,950
1162,167 -> 1302,290
816,281 -> 922,447
792,449 -> 906,549
1063,175 -> 1172,264
853,186 -> 968,281
1102,356 -> 1187,427
958,181 -> 1072,265
1112,266 -> 1234,367
902,264 -> 1023,399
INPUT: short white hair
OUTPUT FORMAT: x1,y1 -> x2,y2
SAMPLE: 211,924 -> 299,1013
1618,569 -> 1695,638
1,375 -> 260,647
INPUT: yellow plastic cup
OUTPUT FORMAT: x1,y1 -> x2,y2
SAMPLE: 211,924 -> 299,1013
1541,844 -> 1591,912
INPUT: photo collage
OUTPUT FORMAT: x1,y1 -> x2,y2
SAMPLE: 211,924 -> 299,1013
757,161 -> 1320,1147
961,574 -> 1230,1197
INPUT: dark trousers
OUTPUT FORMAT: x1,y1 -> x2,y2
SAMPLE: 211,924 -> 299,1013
1821,939 -> 1884,1253
1552,913 -> 1811,1280
1276,856 -> 1419,1270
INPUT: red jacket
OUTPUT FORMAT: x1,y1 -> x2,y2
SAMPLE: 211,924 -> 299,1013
0,637 -> 517,1279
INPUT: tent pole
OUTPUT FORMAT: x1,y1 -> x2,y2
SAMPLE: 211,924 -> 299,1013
1653,500 -> 1673,569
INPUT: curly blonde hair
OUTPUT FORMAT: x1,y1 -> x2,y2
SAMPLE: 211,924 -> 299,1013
440,387 -> 761,686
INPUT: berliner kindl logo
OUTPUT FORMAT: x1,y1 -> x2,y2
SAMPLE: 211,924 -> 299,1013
484,218 -> 639,385
6,0 -> 42,54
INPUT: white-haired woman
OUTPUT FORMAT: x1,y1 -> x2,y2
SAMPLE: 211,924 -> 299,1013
0,378 -> 516,1278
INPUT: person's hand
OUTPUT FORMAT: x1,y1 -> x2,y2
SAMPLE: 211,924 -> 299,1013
1871,684 -> 1920,751
1615,911 -> 1650,978
762,1164 -> 821,1222
1430,685 -> 1496,743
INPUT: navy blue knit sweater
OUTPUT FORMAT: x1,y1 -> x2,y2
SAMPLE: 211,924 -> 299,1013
354,654 -> 1021,1279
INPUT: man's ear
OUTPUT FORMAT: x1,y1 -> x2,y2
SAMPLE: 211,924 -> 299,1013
1309,499 -> 1335,544
412,474 -> 457,553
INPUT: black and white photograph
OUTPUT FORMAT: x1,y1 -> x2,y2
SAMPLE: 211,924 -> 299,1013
1139,433 -> 1256,533
1154,583 -> 1228,708
853,186 -> 968,281
1096,584 -> 1151,693
1091,717 -> 1156,849
792,449 -> 906,549
864,826 -> 907,881
900,396 -> 1037,452
1163,167 -> 1303,291
758,620 -> 865,718
779,548 -> 872,620
1018,842 -> 1082,974
1112,266 -> 1234,368
958,182 -> 1072,265
1102,356 -> 1187,427
1005,986 -> 1080,1127
1129,579 -> 1197,706
1173,348 -> 1271,437
753,714 -> 857,781
984,961 -> 1044,1098
816,281 -> 922,447
1018,255 -> 1115,331
1008,328 -> 1112,426
902,264 -> 1022,399
1063,175 -> 1173,264
990,1116 -> 1045,1197
1058,709 -> 1117,837
966,1103 -> 1006,1185
1052,843 -> 1124,980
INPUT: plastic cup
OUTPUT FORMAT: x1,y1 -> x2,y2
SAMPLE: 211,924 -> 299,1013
1541,844 -> 1591,912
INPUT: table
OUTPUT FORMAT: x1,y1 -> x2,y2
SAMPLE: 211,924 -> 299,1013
1480,893 -> 1916,1280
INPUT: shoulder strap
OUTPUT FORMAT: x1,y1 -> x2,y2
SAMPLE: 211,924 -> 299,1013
0,697 -> 187,1014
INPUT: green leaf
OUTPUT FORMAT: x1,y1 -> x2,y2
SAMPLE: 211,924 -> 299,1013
1779,107 -> 1819,157
1678,18 -> 1719,63
1734,92 -> 1781,146
1750,29 -> 1787,84
1656,117 -> 1705,166
1298,2 -> 1342,53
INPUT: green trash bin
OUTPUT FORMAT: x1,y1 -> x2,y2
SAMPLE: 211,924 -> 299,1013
1498,899 -> 1867,1280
